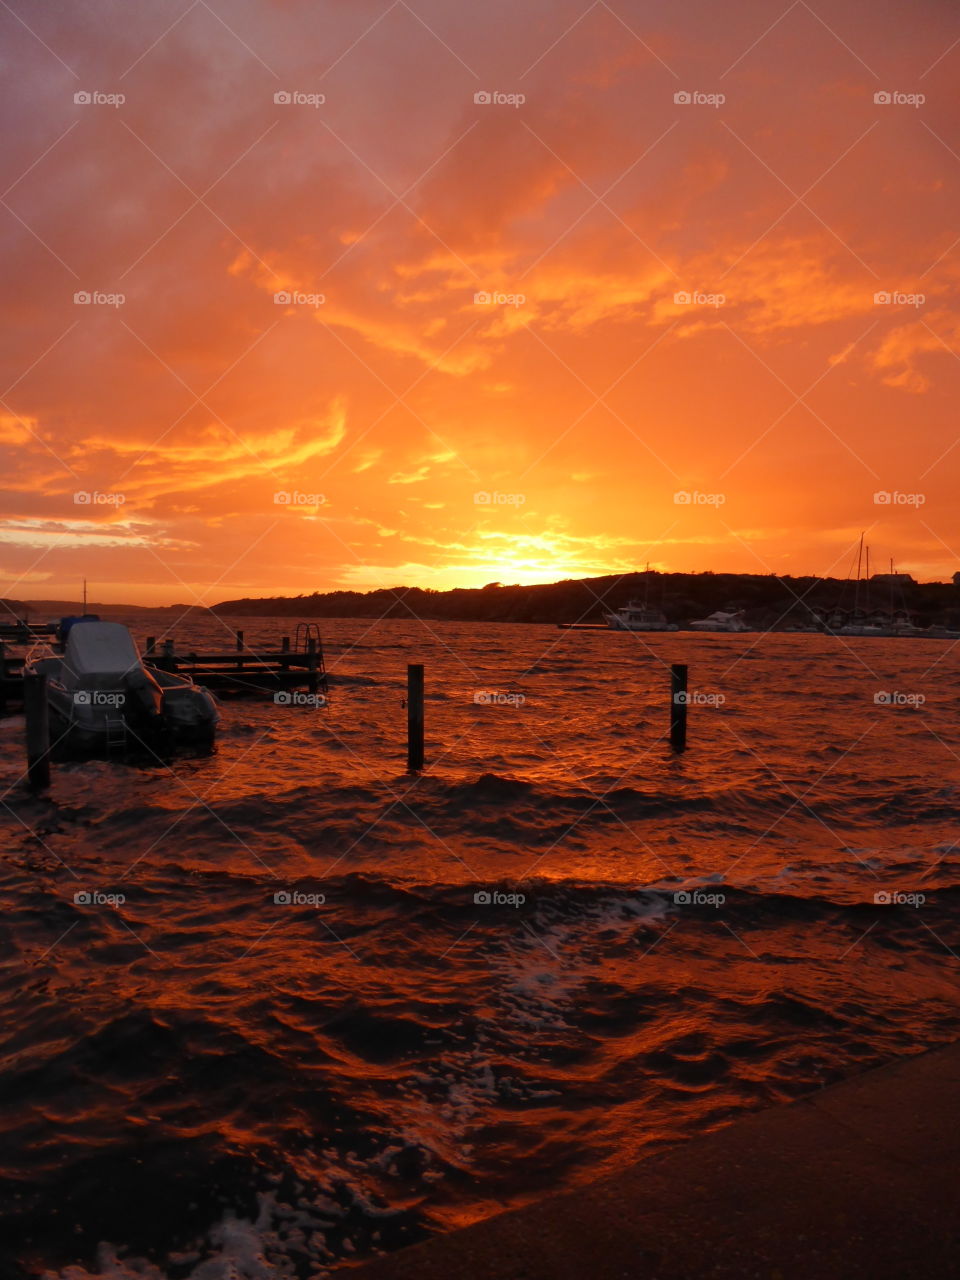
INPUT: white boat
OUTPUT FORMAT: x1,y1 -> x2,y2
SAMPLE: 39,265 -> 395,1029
688,610 -> 750,633
604,600 -> 674,631
836,620 -> 888,636
26,620 -> 218,754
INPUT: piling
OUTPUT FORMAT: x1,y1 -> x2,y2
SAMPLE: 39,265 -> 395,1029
670,663 -> 688,752
407,663 -> 425,772
23,672 -> 50,789
281,635 -> 290,672
145,636 -> 156,656
235,630 -> 244,671
0,641 -> 6,714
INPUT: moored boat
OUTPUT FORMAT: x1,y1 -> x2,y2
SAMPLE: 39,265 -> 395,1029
603,600 -> 674,631
688,609 -> 750,633
25,619 -> 218,754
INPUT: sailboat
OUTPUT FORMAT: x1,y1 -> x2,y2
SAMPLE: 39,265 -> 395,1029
835,539 -> 923,637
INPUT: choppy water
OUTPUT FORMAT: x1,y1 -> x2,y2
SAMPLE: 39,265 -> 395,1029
1,616 -> 959,1278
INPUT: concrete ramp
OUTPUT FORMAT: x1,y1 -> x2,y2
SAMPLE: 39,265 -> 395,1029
353,1041 -> 960,1280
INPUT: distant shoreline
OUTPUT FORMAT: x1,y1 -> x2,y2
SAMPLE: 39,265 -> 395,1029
5,568 -> 959,629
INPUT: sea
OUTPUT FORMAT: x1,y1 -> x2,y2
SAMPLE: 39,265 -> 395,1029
1,614 -> 958,1278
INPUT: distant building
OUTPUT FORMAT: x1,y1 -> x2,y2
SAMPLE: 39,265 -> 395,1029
870,572 -> 915,585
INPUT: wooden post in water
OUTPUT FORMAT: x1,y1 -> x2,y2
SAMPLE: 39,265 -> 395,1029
307,638 -> 318,695
280,635 -> 290,672
145,636 -> 155,656
407,663 -> 425,772
670,663 -> 688,753
23,672 -> 50,789
0,641 -> 6,715
235,630 -> 244,671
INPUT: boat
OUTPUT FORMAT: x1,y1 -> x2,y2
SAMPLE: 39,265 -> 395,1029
688,609 -> 750,633
25,619 -> 218,754
829,538 -> 926,637
603,600 -> 674,631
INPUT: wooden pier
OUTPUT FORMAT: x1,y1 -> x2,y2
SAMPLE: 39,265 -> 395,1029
0,620 -> 57,642
143,626 -> 327,697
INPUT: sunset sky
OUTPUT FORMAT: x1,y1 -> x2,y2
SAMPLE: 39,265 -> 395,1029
2,0 -> 960,604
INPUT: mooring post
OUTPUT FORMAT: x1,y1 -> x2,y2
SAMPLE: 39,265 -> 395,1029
145,636 -> 155,656
307,637 -> 317,694
0,641 -> 6,715
235,629 -> 244,671
407,663 -> 425,772
670,662 -> 688,752
23,671 -> 50,790
280,635 -> 290,673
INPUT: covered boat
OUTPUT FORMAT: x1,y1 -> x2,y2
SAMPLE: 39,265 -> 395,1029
26,620 -> 217,753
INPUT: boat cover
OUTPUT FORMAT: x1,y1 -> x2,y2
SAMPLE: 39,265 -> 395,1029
61,621 -> 144,691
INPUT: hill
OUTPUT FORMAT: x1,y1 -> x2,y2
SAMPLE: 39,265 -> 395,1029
211,571 -> 960,628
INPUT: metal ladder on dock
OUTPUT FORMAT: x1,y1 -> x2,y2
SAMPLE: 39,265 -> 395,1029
293,622 -> 326,691
294,622 -> 323,653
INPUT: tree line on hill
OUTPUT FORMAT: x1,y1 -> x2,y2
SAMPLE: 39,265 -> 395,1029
211,571 -> 960,628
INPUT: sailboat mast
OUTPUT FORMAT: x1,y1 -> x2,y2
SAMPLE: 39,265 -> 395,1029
854,533 -> 863,613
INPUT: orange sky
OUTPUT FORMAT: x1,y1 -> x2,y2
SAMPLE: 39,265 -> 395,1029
2,0 -> 960,605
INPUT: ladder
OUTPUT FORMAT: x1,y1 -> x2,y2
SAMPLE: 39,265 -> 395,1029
294,622 -> 323,653
104,716 -> 127,753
